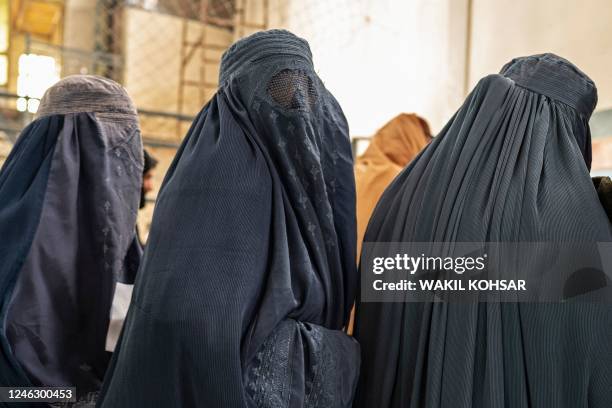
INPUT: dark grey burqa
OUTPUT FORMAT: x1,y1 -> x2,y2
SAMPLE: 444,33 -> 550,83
0,75 -> 142,401
353,54 -> 612,408
98,30 -> 359,408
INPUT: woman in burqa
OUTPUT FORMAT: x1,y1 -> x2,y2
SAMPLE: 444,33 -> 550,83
0,75 -> 143,404
353,54 -> 612,407
97,30 -> 360,408
355,113 -> 431,255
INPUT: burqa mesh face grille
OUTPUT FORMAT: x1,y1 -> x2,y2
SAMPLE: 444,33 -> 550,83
267,69 -> 317,111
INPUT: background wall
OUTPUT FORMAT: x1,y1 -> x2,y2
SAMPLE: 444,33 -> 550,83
275,0 -> 612,137
63,0 -> 95,52
280,0 -> 469,136
469,0 -> 612,111
122,6 -> 233,137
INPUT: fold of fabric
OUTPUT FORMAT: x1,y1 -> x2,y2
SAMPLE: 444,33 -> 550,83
98,30 -> 359,408
0,75 -> 142,403
353,54 -> 612,408
355,113 -> 431,255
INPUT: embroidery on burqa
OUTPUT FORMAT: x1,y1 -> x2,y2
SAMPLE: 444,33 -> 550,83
302,323 -> 342,408
97,118 -> 141,283
245,68 -> 347,407
252,67 -> 340,258
246,320 -> 293,407
270,69 -> 338,251
247,321 -> 351,408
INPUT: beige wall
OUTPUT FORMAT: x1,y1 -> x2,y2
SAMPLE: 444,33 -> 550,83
469,0 -> 612,111
0,132 -> 10,167
277,0 -> 612,135
279,0 -> 470,135
63,0 -> 96,53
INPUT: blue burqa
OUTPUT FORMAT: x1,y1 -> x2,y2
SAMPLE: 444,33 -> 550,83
98,30 -> 360,408
0,75 -> 142,405
353,54 -> 612,408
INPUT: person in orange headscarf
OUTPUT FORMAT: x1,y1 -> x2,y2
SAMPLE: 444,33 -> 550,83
355,113 -> 432,255
347,114 -> 430,335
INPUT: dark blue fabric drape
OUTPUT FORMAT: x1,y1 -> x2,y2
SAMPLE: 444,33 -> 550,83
0,116 -> 61,393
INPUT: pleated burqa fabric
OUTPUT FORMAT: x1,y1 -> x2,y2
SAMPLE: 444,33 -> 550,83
0,75 -> 142,404
355,113 -> 431,255
97,30 -> 359,408
353,54 -> 612,408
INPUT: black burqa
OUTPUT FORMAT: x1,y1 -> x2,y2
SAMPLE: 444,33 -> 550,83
0,75 -> 142,402
98,30 -> 360,408
353,54 -> 612,408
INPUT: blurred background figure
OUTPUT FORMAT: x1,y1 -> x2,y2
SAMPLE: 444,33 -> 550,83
137,148 -> 158,245
141,149 -> 158,209
355,113 -> 431,255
